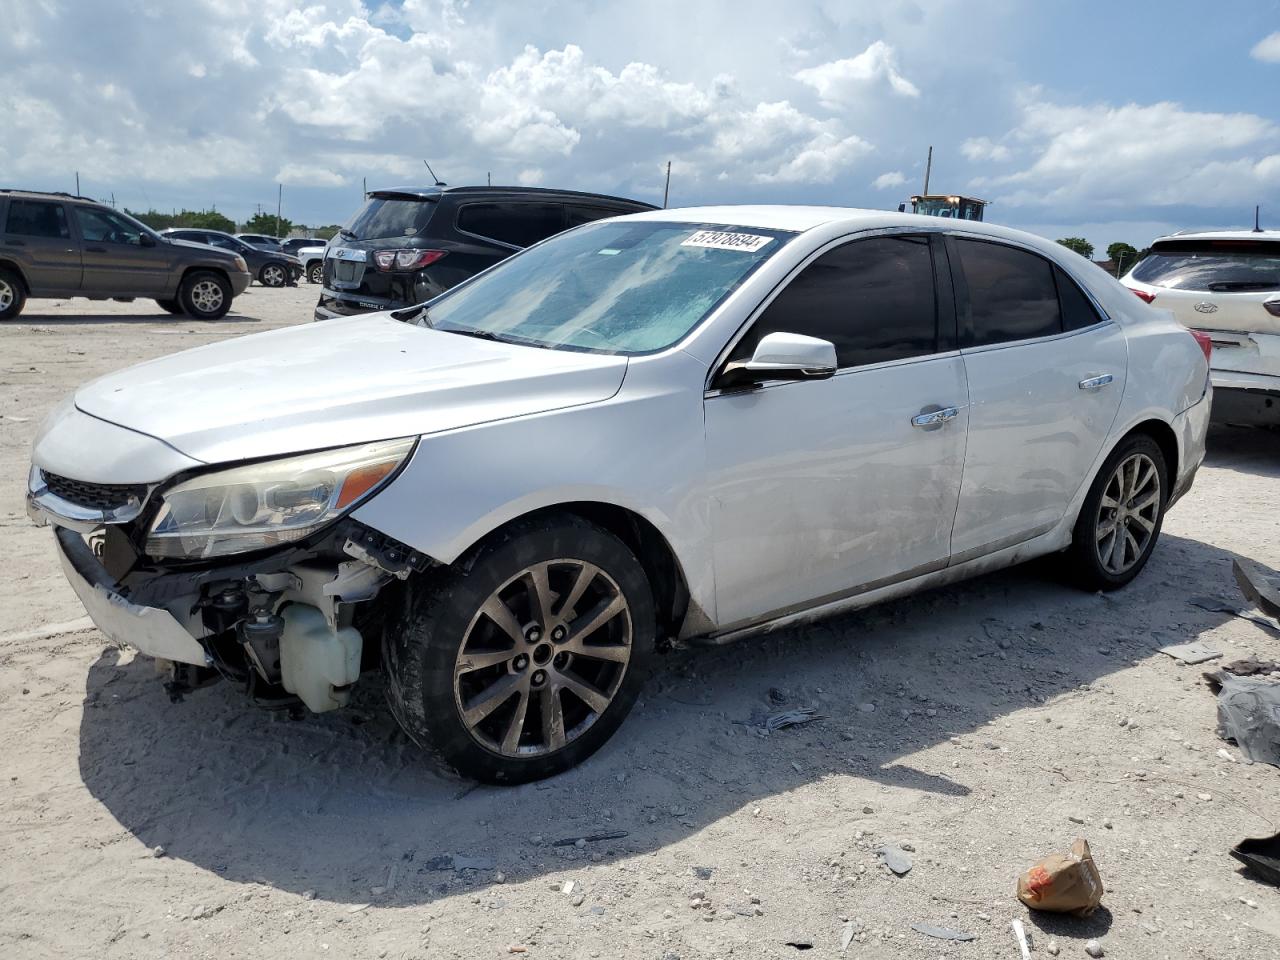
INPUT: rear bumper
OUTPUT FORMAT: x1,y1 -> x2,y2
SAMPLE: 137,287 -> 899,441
52,526 -> 208,666
1210,384 -> 1280,426
314,290 -> 399,321
1170,389 -> 1211,507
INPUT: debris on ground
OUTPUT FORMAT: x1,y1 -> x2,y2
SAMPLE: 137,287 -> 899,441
1011,919 -> 1032,960
1215,656 -> 1280,678
1189,594 -> 1280,635
1085,938 -> 1105,958
876,846 -> 913,876
1157,640 -> 1222,664
1047,938 -> 1061,956
551,831 -> 628,847
839,920 -> 857,953
783,934 -> 814,950
424,854 -> 496,871
1234,558 -> 1280,619
764,707 -> 826,732
911,922 -> 975,941
1231,833 -> 1280,887
1205,671 -> 1280,766
1017,838 -> 1104,916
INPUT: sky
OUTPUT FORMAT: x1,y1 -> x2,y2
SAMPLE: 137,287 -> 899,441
2,0 -> 1279,254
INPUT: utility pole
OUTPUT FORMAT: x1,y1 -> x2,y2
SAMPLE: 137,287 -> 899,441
362,177 -> 367,198
487,171 -> 491,186
276,183 -> 283,238
75,171 -> 80,196
663,160 -> 672,209
922,146 -> 932,196
110,192 -> 116,208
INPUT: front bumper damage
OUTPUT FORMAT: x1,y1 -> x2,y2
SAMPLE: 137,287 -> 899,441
35,502 -> 432,713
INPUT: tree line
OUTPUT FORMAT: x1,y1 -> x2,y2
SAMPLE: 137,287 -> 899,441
1055,237 -> 1144,274
126,208 -> 341,240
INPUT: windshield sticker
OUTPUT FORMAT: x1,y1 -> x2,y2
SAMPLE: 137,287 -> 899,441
681,230 -> 773,253
596,248 -> 622,256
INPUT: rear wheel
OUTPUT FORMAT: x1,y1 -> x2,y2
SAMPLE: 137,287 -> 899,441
384,516 -> 656,783
155,298 -> 183,315
1065,434 -> 1168,590
0,268 -> 26,320
178,271 -> 232,320
307,262 -> 323,284
259,263 -> 287,287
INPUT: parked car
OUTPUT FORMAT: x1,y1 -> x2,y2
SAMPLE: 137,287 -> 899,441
28,207 -> 1210,783
1121,230 -> 1280,426
236,233 -> 283,251
296,244 -> 327,284
279,237 -> 319,256
314,185 -> 656,320
0,189 -> 251,320
162,229 -> 301,287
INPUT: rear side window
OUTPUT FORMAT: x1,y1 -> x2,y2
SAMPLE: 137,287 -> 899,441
5,199 -> 70,239
956,239 -> 1061,346
1056,267 -> 1103,331
730,235 -> 938,369
1129,239 -> 1280,293
457,202 -> 566,248
343,197 -> 435,240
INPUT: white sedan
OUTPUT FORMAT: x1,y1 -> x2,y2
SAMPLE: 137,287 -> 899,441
27,206 -> 1211,782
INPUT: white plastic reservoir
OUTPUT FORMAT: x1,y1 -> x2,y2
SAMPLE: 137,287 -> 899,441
279,603 -> 362,713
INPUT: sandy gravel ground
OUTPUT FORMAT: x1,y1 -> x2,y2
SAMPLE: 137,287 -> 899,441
2,286 -> 1279,960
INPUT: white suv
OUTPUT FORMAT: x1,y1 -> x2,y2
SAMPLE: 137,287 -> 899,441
1122,230 -> 1280,425
28,207 -> 1210,783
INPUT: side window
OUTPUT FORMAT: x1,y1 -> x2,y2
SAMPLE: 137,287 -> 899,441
1055,266 -> 1103,331
208,235 -> 239,250
566,205 -> 623,228
77,208 -> 145,245
457,202 -> 566,248
5,199 -> 70,239
729,235 -> 938,369
955,239 -> 1061,346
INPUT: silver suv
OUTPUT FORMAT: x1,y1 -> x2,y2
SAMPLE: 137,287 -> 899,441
0,189 -> 252,320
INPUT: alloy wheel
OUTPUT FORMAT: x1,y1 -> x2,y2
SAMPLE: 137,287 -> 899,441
0,279 -> 12,312
453,559 -> 633,757
1094,452 -> 1161,575
262,265 -> 285,286
190,280 -> 224,314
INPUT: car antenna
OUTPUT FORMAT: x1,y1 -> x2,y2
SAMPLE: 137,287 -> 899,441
423,160 -> 446,187
1254,204 -> 1263,233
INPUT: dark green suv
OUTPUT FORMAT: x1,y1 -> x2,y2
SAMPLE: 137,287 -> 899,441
0,190 -> 252,320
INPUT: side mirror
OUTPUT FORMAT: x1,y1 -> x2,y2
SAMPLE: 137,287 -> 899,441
717,331 -> 838,389
140,232 -> 157,247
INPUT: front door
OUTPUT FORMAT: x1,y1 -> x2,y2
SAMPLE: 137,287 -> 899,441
73,207 -> 172,296
1,197 -> 81,294
704,233 -> 969,629
947,237 -> 1127,560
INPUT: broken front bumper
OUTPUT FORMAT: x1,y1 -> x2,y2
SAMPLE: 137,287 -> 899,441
53,526 -> 208,666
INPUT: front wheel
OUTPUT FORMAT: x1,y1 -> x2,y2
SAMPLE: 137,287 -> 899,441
1065,434 -> 1168,590
178,271 -> 232,320
384,516 -> 656,783
259,263 -> 287,287
307,262 -> 323,284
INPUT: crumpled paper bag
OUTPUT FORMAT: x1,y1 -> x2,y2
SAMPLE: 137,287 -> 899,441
1017,838 -> 1104,916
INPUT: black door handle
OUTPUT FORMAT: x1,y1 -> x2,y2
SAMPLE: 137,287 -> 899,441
3,239 -> 25,247
85,246 -> 107,253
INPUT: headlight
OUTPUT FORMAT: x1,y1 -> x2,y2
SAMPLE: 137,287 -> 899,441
234,255 -> 248,272
144,438 -> 415,560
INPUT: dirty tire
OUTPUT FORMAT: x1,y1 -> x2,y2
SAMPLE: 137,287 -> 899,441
178,270 -> 232,320
307,262 -> 323,284
154,298 -> 183,315
259,263 -> 287,287
0,267 -> 26,320
1065,433 -> 1168,591
383,515 -> 656,784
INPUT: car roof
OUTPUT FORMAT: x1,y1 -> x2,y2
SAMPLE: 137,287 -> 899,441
1152,230 -> 1280,244
369,185 -> 656,208
0,188 -> 99,204
621,204 -> 1054,244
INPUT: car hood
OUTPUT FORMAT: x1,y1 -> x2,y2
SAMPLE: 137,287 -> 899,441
73,314 -> 629,465
166,237 -> 240,261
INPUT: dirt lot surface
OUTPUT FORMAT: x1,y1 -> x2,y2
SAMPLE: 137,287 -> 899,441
2,287 -> 1279,960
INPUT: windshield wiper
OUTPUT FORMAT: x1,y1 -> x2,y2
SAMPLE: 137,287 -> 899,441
441,326 -> 512,344
338,228 -> 357,240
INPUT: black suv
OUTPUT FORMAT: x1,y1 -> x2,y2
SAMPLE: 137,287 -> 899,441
314,186 -> 655,320
0,190 -> 252,320
162,229 -> 302,287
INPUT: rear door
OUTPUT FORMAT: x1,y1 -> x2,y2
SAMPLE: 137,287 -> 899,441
2,197 -> 81,294
704,233 -> 969,628
948,237 -> 1126,561
74,207 -> 171,295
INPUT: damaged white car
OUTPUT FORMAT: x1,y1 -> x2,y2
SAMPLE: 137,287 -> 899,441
29,207 -> 1211,783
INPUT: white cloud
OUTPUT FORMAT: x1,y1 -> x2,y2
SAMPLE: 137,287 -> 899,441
976,96 -> 1280,209
960,136 -> 1011,162
872,170 -> 906,189
794,41 -> 920,106
1251,31 -> 1280,62
277,164 -> 348,187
